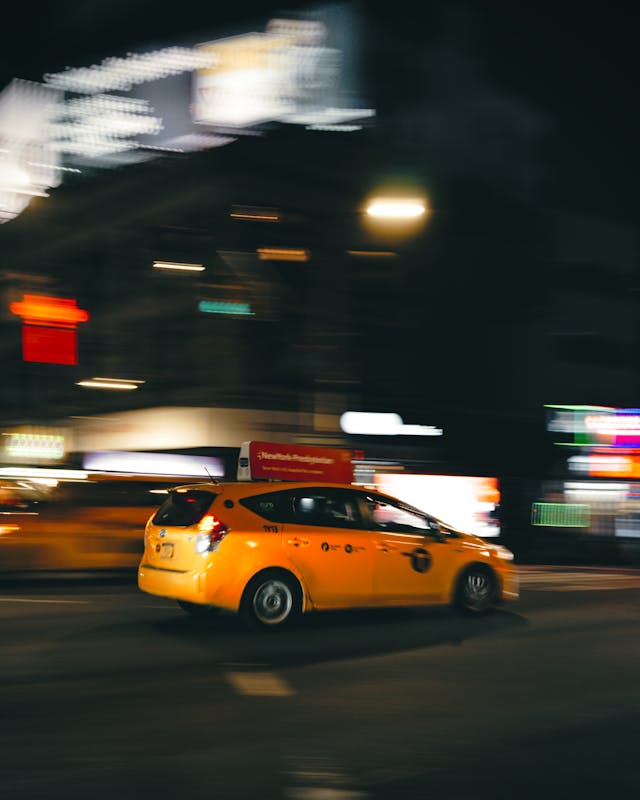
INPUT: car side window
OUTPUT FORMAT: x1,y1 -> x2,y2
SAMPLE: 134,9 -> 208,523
239,490 -> 292,522
291,489 -> 363,529
360,493 -> 431,533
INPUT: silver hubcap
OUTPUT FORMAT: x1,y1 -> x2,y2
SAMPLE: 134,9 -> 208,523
464,572 -> 492,607
253,579 -> 293,625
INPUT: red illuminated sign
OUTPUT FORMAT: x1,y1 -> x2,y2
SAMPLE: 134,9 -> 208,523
22,326 -> 77,365
10,294 -> 89,365
242,441 -> 354,483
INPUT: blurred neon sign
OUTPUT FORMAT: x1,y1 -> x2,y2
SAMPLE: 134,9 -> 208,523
198,300 -> 254,316
546,405 -> 640,449
584,413 -> 640,436
10,294 -> 89,365
569,453 -> 640,479
10,294 -> 89,327
2,432 -> 65,460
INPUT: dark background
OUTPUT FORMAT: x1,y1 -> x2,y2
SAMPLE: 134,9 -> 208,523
1,1 -> 638,482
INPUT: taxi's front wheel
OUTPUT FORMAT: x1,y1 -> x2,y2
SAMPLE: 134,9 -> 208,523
454,565 -> 496,614
240,570 -> 302,630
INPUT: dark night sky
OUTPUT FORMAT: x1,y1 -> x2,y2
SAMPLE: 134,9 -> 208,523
1,1 -> 638,223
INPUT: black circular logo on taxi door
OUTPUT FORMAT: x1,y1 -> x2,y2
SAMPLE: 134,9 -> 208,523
321,542 -> 330,551
404,548 -> 431,573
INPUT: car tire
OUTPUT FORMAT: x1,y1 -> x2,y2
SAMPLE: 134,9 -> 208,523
454,565 -> 497,614
240,570 -> 302,630
177,600 -> 218,618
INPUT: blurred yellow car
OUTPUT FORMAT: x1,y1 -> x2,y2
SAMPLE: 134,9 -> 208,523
138,481 -> 518,628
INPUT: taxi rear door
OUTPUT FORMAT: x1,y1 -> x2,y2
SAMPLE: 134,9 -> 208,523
281,488 -> 374,608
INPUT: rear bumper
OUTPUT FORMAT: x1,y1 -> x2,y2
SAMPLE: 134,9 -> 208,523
138,562 -> 207,604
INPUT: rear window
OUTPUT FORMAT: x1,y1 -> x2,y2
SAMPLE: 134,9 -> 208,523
152,490 -> 216,527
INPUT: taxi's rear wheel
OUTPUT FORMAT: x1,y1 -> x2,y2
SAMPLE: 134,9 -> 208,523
454,565 -> 496,614
240,570 -> 302,630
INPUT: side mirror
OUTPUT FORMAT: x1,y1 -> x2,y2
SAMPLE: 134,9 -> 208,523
426,525 -> 446,543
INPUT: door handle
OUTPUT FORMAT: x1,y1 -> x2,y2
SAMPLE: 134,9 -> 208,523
287,537 -> 310,547
376,543 -> 396,552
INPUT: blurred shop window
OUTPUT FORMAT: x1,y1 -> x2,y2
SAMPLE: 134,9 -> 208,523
50,481 -> 170,508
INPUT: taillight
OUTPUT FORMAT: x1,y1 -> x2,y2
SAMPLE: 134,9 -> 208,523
194,514 -> 229,553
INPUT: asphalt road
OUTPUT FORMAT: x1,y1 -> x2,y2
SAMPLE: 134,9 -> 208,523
1,566 -> 639,800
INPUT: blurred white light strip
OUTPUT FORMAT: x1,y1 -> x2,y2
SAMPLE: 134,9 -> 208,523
230,206 -> 279,222
285,108 -> 375,126
366,200 -> 426,219
92,376 -> 144,384
83,451 -> 224,478
399,424 -> 443,436
564,481 -> 629,500
76,378 -> 141,390
568,455 -> 632,473
565,482 -> 629,492
340,411 -> 442,436
0,467 -> 88,480
153,261 -> 205,272
342,412 -> 401,435
306,124 -> 362,132
44,47 -> 215,94
49,94 -> 164,159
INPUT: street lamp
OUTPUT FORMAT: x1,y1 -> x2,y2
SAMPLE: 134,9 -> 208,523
361,193 -> 430,245
365,198 -> 427,219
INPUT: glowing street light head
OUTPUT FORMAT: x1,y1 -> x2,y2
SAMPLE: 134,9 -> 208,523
365,198 -> 427,219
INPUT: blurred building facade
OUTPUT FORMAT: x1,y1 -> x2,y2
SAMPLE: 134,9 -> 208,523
1,2 -> 639,562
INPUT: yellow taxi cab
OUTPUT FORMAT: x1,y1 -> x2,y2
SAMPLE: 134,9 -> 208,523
138,479 -> 518,628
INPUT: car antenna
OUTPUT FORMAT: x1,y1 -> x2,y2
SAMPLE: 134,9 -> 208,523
204,466 -> 219,485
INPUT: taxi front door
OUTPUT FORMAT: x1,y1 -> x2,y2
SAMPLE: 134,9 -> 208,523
282,521 -> 373,608
372,528 -> 453,605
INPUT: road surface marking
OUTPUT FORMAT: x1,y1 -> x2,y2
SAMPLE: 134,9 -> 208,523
226,671 -> 294,696
286,789 -> 368,799
285,754 -> 370,799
